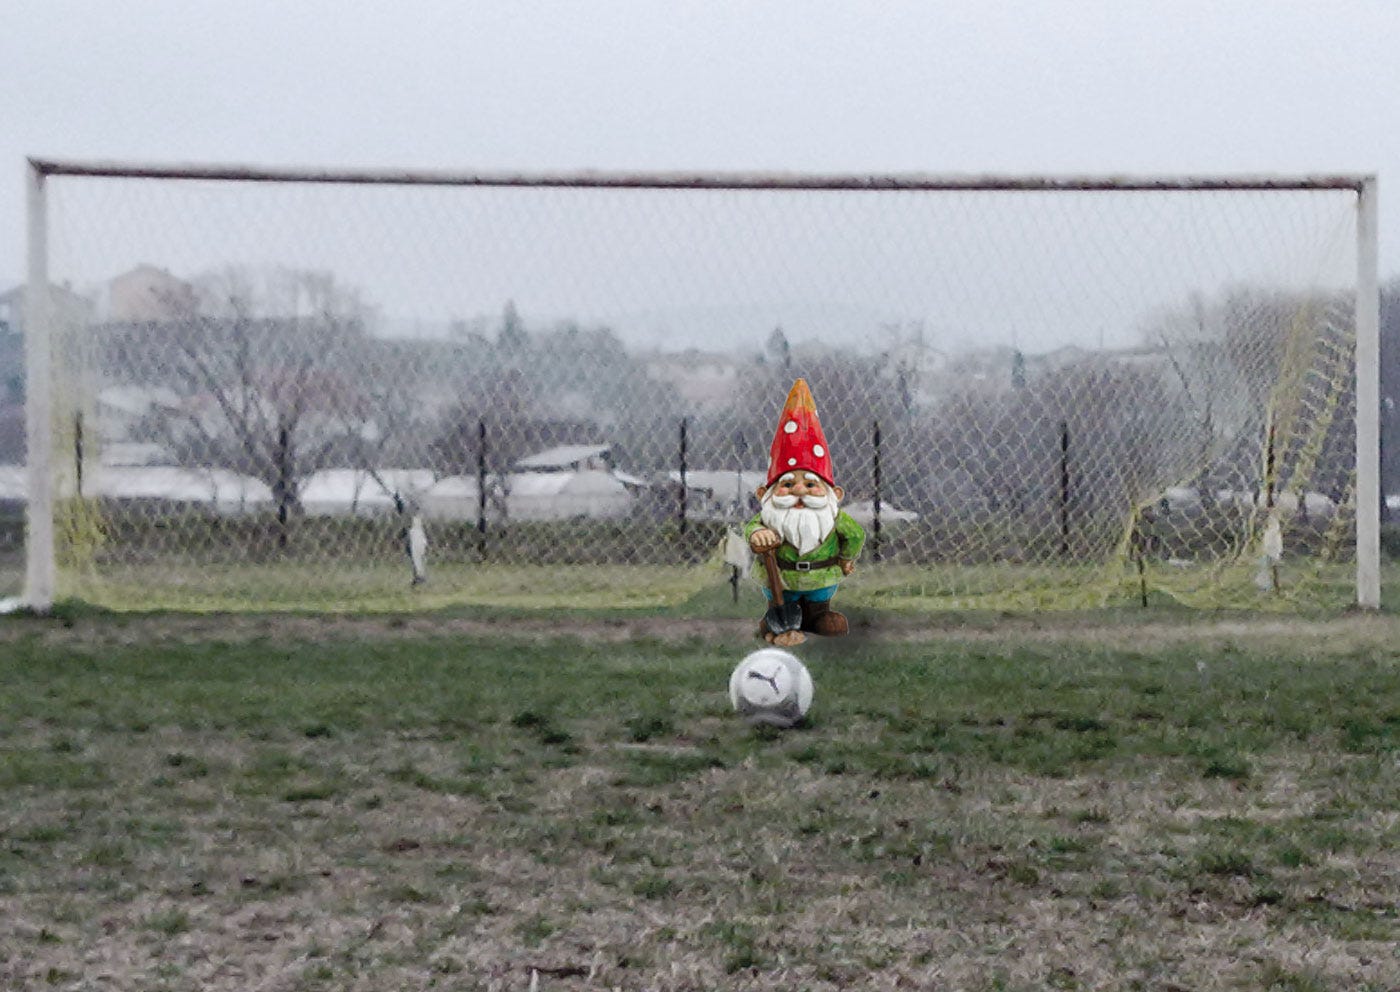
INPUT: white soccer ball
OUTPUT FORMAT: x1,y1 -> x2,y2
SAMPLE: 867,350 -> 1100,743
729,648 -> 814,728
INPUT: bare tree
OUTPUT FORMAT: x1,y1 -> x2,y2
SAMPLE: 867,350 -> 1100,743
150,267 -> 374,518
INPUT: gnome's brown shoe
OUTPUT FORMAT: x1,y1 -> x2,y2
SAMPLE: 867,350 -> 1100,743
814,610 -> 849,636
801,600 -> 849,637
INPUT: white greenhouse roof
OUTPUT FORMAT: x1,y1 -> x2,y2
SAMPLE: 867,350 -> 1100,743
95,466 -> 272,505
842,499 -> 919,524
97,384 -> 184,417
424,475 -> 481,499
668,469 -> 766,494
0,464 -> 271,505
515,444 -> 610,470
508,470 -> 628,498
611,470 -> 651,488
300,469 -> 436,507
101,442 -> 173,466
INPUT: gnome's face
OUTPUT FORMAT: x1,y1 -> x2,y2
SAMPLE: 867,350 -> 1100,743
757,471 -> 844,556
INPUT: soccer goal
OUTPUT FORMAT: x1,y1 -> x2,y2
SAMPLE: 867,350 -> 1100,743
13,160 -> 1380,613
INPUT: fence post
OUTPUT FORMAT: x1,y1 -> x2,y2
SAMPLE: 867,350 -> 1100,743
74,412 -> 84,500
477,419 -> 488,558
872,419 -> 882,562
1264,419 -> 1277,510
1059,421 -> 1071,557
276,427 -> 291,551
678,417 -> 689,536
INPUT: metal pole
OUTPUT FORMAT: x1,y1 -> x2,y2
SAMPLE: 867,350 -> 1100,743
23,162 -> 55,613
26,159 -> 1372,194
1355,177 -> 1381,608
872,420 -> 883,562
1059,421 -> 1071,557
74,412 -> 83,499
1380,425 -> 1389,524
276,427 -> 290,552
477,420 -> 488,558
1264,418 -> 1277,510
678,417 -> 688,536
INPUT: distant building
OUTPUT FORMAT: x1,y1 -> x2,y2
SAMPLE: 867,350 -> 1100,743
842,499 -> 919,526
667,469 -> 765,519
515,443 -> 614,473
91,465 -> 271,515
300,468 -> 437,517
421,475 -> 490,522
0,284 -> 94,462
99,265 -> 196,323
505,470 -> 632,521
0,282 -> 94,335
0,315 -> 21,408
0,462 -> 270,516
641,350 -> 745,412
423,470 -> 634,522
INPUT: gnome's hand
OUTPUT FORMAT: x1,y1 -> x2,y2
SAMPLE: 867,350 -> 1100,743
840,558 -> 856,576
749,528 -> 781,553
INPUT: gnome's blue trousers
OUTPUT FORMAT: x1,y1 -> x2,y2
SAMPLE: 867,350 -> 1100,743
762,585 -> 838,605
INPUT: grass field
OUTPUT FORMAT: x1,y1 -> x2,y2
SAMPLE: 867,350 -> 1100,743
1,609 -> 1398,990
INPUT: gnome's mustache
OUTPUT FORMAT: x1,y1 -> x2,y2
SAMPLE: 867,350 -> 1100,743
770,492 -> 831,509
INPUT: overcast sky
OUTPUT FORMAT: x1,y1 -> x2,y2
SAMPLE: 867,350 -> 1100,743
2,0 -> 1396,351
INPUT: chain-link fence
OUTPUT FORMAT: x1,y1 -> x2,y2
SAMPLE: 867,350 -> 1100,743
6,164 -> 1376,612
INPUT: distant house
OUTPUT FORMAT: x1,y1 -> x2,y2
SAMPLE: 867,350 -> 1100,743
0,282 -> 94,336
98,265 -> 196,323
641,350 -> 745,412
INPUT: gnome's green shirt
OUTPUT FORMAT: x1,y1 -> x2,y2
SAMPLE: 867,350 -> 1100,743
744,511 -> 866,592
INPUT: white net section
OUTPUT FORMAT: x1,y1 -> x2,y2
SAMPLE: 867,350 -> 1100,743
7,171 -> 1364,611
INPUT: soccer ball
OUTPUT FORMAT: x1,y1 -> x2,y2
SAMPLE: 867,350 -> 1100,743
729,648 -> 814,728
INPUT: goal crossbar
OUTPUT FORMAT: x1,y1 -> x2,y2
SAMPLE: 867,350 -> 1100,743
28,157 -> 1371,193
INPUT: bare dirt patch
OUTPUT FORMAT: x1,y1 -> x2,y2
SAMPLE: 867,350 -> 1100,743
7,607 -> 1400,657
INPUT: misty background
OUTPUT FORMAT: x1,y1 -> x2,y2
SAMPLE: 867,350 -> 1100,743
2,1 -> 1398,294
2,1 -> 1399,566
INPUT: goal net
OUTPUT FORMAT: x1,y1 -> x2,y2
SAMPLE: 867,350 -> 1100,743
12,163 -> 1379,612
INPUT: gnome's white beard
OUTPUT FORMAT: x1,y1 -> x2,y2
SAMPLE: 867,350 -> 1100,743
760,491 -> 839,556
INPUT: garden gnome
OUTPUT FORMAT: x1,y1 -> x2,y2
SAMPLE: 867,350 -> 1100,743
745,378 -> 865,646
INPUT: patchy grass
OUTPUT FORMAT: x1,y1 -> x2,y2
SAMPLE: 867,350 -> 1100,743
0,613 -> 1397,989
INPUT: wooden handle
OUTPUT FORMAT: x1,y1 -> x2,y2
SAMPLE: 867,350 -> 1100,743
761,551 -> 786,599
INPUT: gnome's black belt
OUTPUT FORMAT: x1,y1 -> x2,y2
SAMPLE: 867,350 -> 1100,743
775,555 -> 841,572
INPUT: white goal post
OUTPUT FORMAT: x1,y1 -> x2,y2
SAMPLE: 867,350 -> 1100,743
17,158 -> 1380,612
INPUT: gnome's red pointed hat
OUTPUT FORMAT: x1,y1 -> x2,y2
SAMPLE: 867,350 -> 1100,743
765,378 -> 835,487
